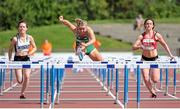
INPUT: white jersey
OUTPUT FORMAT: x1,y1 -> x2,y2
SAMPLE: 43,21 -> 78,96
15,34 -> 30,53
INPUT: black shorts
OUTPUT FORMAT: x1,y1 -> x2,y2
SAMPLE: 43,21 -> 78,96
14,55 -> 30,61
142,55 -> 158,61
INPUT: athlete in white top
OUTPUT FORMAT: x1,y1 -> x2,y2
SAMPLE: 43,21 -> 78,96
8,20 -> 37,99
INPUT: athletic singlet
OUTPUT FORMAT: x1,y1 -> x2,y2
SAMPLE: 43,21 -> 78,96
75,30 -> 95,55
15,34 -> 30,53
141,31 -> 157,50
75,31 -> 89,46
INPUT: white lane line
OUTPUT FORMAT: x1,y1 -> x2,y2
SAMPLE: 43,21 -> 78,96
155,88 -> 179,99
89,70 -> 124,109
167,93 -> 179,99
3,83 -> 18,93
49,90 -> 57,109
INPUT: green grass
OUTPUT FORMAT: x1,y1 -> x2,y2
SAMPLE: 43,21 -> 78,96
0,24 -> 132,53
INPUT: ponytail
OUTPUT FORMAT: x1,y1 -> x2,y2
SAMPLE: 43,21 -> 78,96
75,18 -> 87,27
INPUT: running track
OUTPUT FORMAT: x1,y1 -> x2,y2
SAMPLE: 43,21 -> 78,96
0,67 -> 180,108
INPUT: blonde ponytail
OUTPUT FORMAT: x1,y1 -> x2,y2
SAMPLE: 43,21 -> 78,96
75,18 -> 87,27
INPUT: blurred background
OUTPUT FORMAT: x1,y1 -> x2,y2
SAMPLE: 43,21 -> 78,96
0,0 -> 180,56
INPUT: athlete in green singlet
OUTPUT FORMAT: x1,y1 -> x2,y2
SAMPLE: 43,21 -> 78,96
59,16 -> 103,61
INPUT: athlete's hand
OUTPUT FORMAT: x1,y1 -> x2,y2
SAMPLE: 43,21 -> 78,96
80,42 -> 87,51
81,46 -> 86,52
28,53 -> 33,57
8,57 -> 13,62
140,45 -> 144,50
59,16 -> 64,22
81,42 -> 88,47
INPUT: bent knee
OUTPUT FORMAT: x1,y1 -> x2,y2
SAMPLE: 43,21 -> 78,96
24,75 -> 30,80
151,77 -> 159,83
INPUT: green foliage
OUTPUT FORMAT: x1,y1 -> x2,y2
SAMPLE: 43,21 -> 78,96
83,0 -> 109,20
0,0 -> 180,30
143,0 -> 180,18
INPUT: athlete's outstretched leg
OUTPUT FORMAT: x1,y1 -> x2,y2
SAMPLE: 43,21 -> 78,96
88,49 -> 103,61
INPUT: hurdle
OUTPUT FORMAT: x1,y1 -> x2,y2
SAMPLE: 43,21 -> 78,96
49,58 -> 180,108
134,61 -> 180,108
47,61 -> 123,108
0,55 -> 180,108
0,58 -> 51,108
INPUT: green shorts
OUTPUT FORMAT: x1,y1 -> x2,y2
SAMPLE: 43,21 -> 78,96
85,44 -> 95,55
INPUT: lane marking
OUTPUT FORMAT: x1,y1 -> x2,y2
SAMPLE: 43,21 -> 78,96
88,69 -> 124,109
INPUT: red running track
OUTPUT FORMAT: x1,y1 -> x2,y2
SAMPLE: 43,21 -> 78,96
0,68 -> 180,108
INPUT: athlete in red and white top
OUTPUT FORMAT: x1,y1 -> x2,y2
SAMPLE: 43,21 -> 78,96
141,31 -> 158,50
132,18 -> 174,98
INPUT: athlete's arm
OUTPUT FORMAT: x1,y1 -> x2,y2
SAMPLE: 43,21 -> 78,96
8,37 -> 16,61
156,33 -> 174,58
59,16 -> 76,32
28,35 -> 37,56
132,35 -> 143,50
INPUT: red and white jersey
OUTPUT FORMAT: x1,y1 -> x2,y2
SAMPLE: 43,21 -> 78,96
141,31 -> 157,50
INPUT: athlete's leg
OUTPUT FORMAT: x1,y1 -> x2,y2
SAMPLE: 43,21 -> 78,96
142,68 -> 156,97
20,68 -> 31,97
88,49 -> 103,61
150,68 -> 160,83
15,69 -> 23,84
